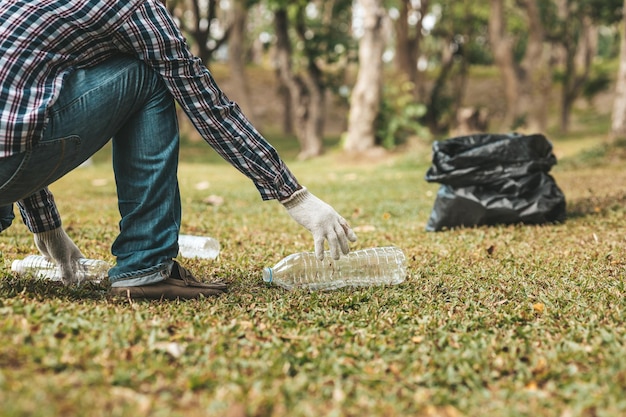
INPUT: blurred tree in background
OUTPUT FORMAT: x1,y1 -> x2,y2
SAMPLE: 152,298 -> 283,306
165,0 -> 625,157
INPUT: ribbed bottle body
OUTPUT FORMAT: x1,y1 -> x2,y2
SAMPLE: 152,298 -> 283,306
263,246 -> 406,291
11,254 -> 110,283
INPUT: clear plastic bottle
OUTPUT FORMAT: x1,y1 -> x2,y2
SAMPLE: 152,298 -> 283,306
178,234 -> 220,259
11,254 -> 110,283
263,246 -> 407,291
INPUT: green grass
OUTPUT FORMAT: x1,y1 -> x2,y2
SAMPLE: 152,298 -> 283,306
2,134 -> 626,417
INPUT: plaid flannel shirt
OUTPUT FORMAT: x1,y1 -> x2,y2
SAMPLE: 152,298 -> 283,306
1,0 -> 299,233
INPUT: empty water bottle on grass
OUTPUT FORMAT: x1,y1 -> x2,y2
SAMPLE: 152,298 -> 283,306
263,246 -> 407,291
178,234 -> 220,259
11,254 -> 110,283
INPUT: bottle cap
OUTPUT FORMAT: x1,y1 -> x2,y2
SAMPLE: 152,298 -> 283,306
262,267 -> 273,283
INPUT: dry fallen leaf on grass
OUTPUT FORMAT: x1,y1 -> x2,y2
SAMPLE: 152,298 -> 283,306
194,181 -> 211,190
91,179 -> 108,187
533,302 -> 545,314
354,225 -> 376,233
202,194 -> 224,206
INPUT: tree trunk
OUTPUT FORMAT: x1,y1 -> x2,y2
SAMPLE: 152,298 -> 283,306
518,0 -> 551,133
276,83 -> 294,135
489,0 -> 519,129
169,0 -> 229,65
287,59 -> 325,159
192,0 -> 213,64
558,10 -> 595,133
273,8 -> 324,159
423,39 -> 456,134
227,0 -> 256,125
611,0 -> 626,139
344,0 -> 387,153
394,0 -> 427,100
488,0 -> 520,130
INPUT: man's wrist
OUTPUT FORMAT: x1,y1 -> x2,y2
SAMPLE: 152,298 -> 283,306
280,187 -> 309,209
34,226 -> 63,237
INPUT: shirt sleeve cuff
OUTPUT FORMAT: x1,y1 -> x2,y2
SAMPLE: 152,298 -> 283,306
17,189 -> 62,233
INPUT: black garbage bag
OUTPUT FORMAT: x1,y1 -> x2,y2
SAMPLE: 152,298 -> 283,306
424,133 -> 566,231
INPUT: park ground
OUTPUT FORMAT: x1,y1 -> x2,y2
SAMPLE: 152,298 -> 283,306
0,68 -> 626,416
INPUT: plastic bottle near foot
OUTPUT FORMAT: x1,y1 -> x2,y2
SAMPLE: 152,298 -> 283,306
263,246 -> 407,291
11,234 -> 219,283
11,254 -> 110,283
178,234 -> 220,259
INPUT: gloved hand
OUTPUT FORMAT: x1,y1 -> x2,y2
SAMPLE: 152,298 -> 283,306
34,226 -> 85,285
282,187 -> 357,260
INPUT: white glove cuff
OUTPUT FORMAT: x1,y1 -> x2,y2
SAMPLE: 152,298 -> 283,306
280,187 -> 309,209
34,226 -> 64,242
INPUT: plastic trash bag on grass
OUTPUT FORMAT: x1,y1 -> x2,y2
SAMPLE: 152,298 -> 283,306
424,133 -> 566,231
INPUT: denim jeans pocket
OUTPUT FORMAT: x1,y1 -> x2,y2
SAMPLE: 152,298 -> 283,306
0,135 -> 81,204
0,152 -> 28,205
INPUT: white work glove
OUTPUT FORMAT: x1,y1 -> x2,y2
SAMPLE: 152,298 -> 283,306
34,226 -> 85,285
282,187 -> 357,260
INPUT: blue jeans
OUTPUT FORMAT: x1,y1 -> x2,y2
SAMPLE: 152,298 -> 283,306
0,56 -> 181,286
0,204 -> 14,231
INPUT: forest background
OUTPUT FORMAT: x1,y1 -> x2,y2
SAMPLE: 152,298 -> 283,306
164,0 -> 626,159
